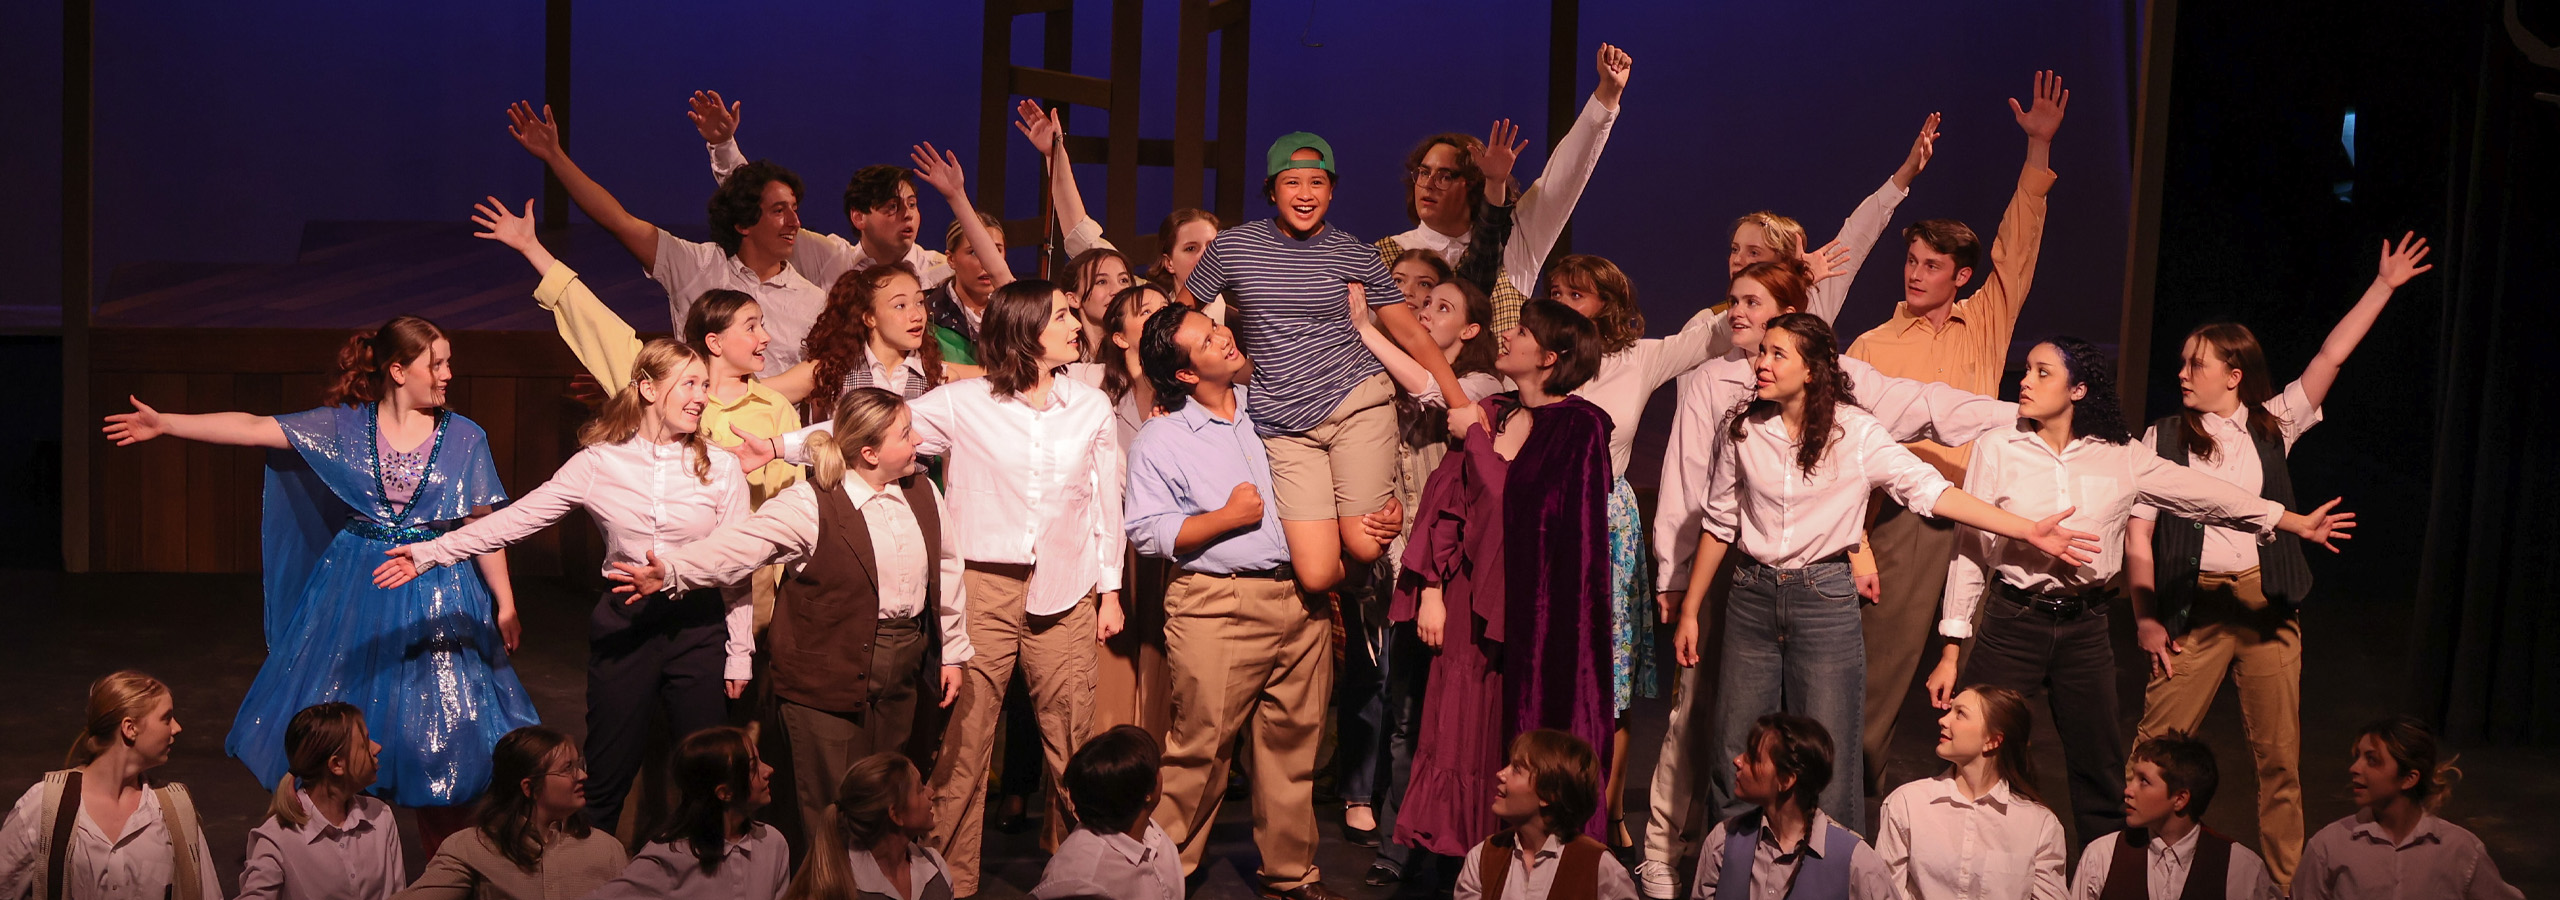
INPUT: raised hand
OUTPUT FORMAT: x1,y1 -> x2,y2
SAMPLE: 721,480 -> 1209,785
2025,507 -> 2103,566
1801,238 -> 1854,284
605,550 -> 669,599
1894,111 -> 1942,189
1012,100 -> 1063,156
506,101 -> 564,162
687,90 -> 741,145
1594,42 -> 1634,109
910,142 -> 968,201
1477,119 -> 1528,197
470,197 -> 541,252
373,547 -> 423,589
2289,497 -> 2359,553
102,396 -> 167,446
2376,232 -> 2434,288
2010,70 -> 2069,143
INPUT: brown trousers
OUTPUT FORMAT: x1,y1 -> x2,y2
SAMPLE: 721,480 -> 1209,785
2132,567 -> 2303,887
1094,553 -> 1175,739
1860,501 -> 1959,788
926,564 -> 1096,897
1154,571 -> 1335,893
779,617 -> 928,847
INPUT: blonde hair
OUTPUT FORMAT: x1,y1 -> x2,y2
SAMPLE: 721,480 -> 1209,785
1731,211 -> 1809,261
783,753 -> 921,900
66,670 -> 171,768
578,338 -> 713,484
807,387 -> 910,492
943,211 -> 1003,256
268,702 -> 367,828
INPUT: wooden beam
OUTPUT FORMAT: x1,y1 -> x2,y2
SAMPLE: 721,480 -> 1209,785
61,0 -> 94,572
541,0 -> 572,230
1213,5 -> 1251,226
1173,0 -> 1213,213
1545,0 -> 1579,261
1106,0 -> 1145,253
978,0 -> 1015,225
1010,67 -> 1116,111
2116,0 -> 2179,423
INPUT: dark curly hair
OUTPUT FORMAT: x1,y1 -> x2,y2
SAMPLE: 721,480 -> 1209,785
708,160 -> 804,256
1138,303 -> 1201,414
842,164 -> 913,220
1726,313 -> 1858,477
2035,335 -> 2132,444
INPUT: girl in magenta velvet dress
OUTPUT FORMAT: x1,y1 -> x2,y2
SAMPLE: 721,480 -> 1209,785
1394,298 -> 1615,856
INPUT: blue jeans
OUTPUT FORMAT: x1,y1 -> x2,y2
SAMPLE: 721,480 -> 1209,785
1336,595 -> 1392,805
1708,556 -> 1868,834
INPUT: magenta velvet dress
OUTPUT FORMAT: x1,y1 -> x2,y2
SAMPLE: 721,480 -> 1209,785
1391,394 -> 1615,855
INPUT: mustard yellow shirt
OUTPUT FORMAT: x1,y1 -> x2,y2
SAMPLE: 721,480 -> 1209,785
535,263 -> 803,508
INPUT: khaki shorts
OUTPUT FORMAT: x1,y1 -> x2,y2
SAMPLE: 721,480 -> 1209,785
1263,372 -> 1398,521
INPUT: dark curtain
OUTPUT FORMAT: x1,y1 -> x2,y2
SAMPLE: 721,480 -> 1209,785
2406,0 -> 2560,746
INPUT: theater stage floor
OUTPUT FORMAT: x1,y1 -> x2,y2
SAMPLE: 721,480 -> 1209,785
5,568 -> 2550,898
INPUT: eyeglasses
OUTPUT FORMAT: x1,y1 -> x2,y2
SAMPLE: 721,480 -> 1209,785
1408,166 -> 1468,187
543,763 -> 588,779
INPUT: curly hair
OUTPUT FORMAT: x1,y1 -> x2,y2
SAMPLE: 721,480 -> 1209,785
1399,133 -> 1487,225
1726,313 -> 1857,477
708,160 -> 805,256
2036,335 -> 2132,444
804,263 -> 942,420
841,164 -> 912,221
328,316 -> 444,407
1545,254 -> 1645,355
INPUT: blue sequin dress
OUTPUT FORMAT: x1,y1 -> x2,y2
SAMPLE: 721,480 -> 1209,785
226,403 -> 541,807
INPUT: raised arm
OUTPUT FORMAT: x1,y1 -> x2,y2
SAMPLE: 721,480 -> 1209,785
1964,72 -> 2069,347
2298,233 -> 2431,409
911,142 -> 1015,289
1348,286 -> 1443,403
688,89 -> 742,185
1013,101 -> 1110,257
507,101 -> 660,270
476,196 -> 646,390
1805,112 -> 1939,322
102,397 -> 287,448
1501,43 -> 1630,288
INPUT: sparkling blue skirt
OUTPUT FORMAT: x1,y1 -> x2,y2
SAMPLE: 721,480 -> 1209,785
226,527 -> 542,807
1607,477 -> 1658,711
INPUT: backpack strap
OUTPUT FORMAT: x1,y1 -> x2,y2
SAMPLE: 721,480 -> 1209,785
37,770 -> 78,900
155,783 -> 203,900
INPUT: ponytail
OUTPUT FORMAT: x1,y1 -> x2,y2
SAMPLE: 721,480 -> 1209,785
327,316 -> 445,408
270,775 -> 308,829
784,753 -> 917,900
266,701 -> 367,830
66,671 -> 170,769
808,430 -> 849,493
781,802 -> 854,900
808,387 -> 911,493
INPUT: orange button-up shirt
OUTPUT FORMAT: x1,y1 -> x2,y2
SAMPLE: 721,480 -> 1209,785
1846,165 -> 2057,483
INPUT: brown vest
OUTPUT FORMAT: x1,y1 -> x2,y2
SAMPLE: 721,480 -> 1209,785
771,474 -> 944,714
2099,827 -> 2234,900
1478,831 -> 1609,900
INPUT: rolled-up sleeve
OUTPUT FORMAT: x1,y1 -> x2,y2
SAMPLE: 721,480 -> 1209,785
1123,433 -> 1193,562
1856,419 -> 1954,516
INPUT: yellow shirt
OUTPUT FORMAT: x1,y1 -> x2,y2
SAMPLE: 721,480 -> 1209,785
535,263 -> 804,508
1845,165 -> 2057,482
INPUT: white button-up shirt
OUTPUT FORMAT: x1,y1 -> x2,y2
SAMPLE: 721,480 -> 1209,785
708,139 -> 954,293
843,844 -> 955,900
1704,405 -> 1956,569
1877,774 -> 2068,900
2294,811 -> 2524,900
2131,379 -> 2322,573
1941,425 -> 2289,638
0,780 -> 226,900
648,230 -> 828,378
910,377 -> 1124,615
2070,826 -> 2280,900
1028,824 -> 1182,900
659,476 -> 973,665
1391,95 -> 1620,301
1688,810 -> 1900,900
409,436 -> 755,679
238,792 -> 404,900
1452,833 -> 1641,900
586,826 -> 791,900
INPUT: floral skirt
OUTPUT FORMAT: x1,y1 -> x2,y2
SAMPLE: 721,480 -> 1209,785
1607,476 -> 1659,711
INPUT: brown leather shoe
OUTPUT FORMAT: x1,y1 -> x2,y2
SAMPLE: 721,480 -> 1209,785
1263,883 -> 1353,900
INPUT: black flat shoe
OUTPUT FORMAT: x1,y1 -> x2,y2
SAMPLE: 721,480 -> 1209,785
1341,822 -> 1382,847
1362,863 -> 1401,887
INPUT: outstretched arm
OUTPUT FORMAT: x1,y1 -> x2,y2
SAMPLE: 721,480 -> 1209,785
2299,232 -> 2431,409
911,142 -> 1016,289
102,397 -> 286,448
1014,101 -> 1105,256
506,101 -> 660,271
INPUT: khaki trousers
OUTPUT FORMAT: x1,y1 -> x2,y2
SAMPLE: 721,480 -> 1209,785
926,564 -> 1096,897
2131,567 -> 2303,887
1153,571 -> 1335,893
1860,500 -> 1959,788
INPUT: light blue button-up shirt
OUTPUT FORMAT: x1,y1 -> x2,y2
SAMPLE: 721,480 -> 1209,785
1124,386 -> 1292,574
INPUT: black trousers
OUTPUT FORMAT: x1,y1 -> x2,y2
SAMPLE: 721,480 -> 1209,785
1960,588 -> 2128,842
585,587 -> 728,834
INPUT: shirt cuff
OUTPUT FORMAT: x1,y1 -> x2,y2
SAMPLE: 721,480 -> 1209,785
724,655 -> 752,681
2019,164 -> 2060,197
1904,481 -> 1953,519
533,262 -> 581,310
1938,618 -> 1974,640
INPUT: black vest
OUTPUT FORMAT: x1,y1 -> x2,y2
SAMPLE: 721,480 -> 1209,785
2146,413 -> 2312,634
2099,827 -> 2235,900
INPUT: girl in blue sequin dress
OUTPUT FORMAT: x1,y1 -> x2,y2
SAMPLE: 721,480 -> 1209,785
103,316 -> 540,848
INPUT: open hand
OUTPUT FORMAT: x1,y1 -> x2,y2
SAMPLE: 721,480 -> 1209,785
2026,506 -> 2103,566
687,90 -> 741,145
505,101 -> 563,161
722,423 -> 779,473
2376,232 -> 2434,288
1477,119 -> 1528,196
2010,70 -> 2069,143
1593,43 -> 1634,109
374,547 -> 423,589
101,396 -> 166,446
1012,100 -> 1063,155
1801,238 -> 1853,283
2293,497 -> 2358,552
471,197 -> 541,252
606,550 -> 669,598
910,142 -> 968,201
1895,111 -> 1942,189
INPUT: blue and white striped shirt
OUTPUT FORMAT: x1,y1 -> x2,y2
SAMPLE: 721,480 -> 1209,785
1184,219 -> 1398,436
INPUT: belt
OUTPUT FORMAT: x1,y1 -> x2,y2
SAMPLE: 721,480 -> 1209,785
343,518 -> 446,544
1204,562 -> 1294,581
1737,550 -> 1853,581
962,560 -> 1034,579
1993,579 -> 2113,620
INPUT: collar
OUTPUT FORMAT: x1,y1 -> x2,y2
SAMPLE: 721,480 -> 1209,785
2200,403 -> 2251,433
709,380 -> 784,413
1501,831 -> 1566,860
1999,421 -> 2103,459
863,343 -> 931,380
1170,386 -> 1252,432
1929,772 -> 2020,813
2149,824 -> 2201,866
1892,303 -> 1969,335
840,474 -> 909,507
727,254 -> 797,289
846,843 -> 939,894
1752,811 -> 1841,859
1391,224 -> 1469,254
1096,824 -> 1166,867
2345,809 -> 2445,850
295,792 -> 386,843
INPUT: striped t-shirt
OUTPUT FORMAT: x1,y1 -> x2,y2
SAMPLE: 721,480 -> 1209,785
1184,218 -> 1399,436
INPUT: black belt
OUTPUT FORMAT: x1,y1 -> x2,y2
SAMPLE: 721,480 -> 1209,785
1737,550 -> 1853,576
1207,561 -> 1295,581
1993,579 -> 2113,620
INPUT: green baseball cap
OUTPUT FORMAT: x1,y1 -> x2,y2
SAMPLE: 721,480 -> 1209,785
1266,132 -> 1336,177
